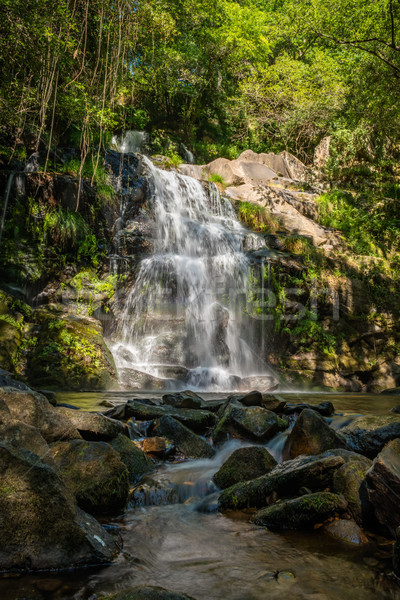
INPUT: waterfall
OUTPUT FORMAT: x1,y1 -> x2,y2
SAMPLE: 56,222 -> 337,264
112,131 -> 148,154
112,157 -> 272,391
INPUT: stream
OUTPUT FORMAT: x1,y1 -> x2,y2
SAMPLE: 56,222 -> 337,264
1,393 -> 399,600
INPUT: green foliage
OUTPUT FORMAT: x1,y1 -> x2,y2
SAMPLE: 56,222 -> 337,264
208,173 -> 226,185
238,202 -> 280,233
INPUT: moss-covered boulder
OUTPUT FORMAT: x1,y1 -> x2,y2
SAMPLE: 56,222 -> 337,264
110,433 -> 155,483
333,453 -> 373,526
99,586 -> 196,600
154,415 -> 215,459
27,310 -> 117,390
339,414 -> 400,458
0,388 -> 80,442
218,453 -> 345,510
125,400 -> 216,433
0,443 -> 119,571
51,440 -> 129,514
213,404 -> 287,444
213,446 -> 276,489
253,492 -> 348,530
161,390 -> 204,409
0,319 -> 22,372
57,406 -> 127,441
283,408 -> 346,460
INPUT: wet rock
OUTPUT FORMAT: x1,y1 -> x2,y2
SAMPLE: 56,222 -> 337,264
381,388 -> 400,395
213,404 -> 287,444
262,394 -> 287,413
57,406 -> 127,441
51,440 -> 129,514
138,437 -> 175,457
332,453 -> 373,526
155,415 -> 215,459
323,519 -> 369,546
365,438 -> 400,536
125,400 -> 216,433
0,388 -> 81,443
130,478 -> 180,506
213,446 -> 276,489
339,414 -> 400,458
0,444 -> 118,571
253,492 -> 347,530
218,453 -> 345,510
196,491 -> 220,513
283,409 -> 346,460
235,390 -> 263,407
99,585 -> 196,600
283,400 -> 335,417
110,434 -> 155,483
161,390 -> 203,409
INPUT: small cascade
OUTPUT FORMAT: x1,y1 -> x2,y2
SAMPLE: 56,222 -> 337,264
112,156 -> 274,391
112,130 -> 148,154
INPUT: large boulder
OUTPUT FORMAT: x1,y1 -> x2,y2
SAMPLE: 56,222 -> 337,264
99,586 -> 196,600
124,400 -> 216,433
0,418 -> 52,465
218,453 -> 344,510
0,388 -> 80,442
110,434 -> 155,483
0,444 -> 118,571
332,453 -> 373,526
51,440 -> 129,514
155,415 -> 215,459
339,415 -> 400,458
253,492 -> 347,530
161,390 -> 203,409
213,404 -> 287,444
365,438 -> 400,536
213,446 -> 276,489
57,406 -> 127,441
283,409 -> 346,460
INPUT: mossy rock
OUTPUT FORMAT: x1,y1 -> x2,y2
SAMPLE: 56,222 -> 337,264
51,439 -> 129,514
0,319 -> 21,372
213,403 -> 287,444
333,454 -> 373,526
339,415 -> 400,458
27,311 -> 117,390
111,434 -> 155,483
213,446 -> 277,489
283,408 -> 346,460
125,400 -> 216,433
253,492 -> 348,530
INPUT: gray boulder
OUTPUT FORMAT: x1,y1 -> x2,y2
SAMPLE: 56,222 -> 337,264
57,406 -> 127,441
283,409 -> 346,460
125,400 -> 216,432
332,453 -> 373,526
213,446 -> 276,489
213,404 -> 287,444
155,416 -> 215,459
110,434 -> 155,483
339,414 -> 400,458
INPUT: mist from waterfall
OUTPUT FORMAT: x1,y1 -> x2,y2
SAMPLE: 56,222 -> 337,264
112,157 -> 268,390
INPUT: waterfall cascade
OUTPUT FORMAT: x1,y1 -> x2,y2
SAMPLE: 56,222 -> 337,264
111,156 -> 273,391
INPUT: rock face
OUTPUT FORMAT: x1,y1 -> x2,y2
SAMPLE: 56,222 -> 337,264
213,446 -> 277,489
57,406 -> 127,441
365,438 -> 400,535
124,400 -> 216,432
0,444 -> 118,571
99,586 -> 196,600
0,388 -> 80,442
283,409 -> 346,460
339,415 -> 400,458
110,434 -> 155,483
253,492 -> 347,530
213,404 -> 287,443
51,440 -> 129,514
332,453 -> 373,526
218,453 -> 344,510
155,415 -> 215,459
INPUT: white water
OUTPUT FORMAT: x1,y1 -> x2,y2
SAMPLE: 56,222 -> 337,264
112,130 -> 148,154
112,157 -> 269,390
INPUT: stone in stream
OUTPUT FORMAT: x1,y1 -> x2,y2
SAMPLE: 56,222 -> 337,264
154,415 -> 215,459
110,434 -> 155,483
57,406 -> 127,441
339,414 -> 400,458
213,446 -> 276,489
138,437 -> 175,458
124,400 -> 216,433
365,438 -> 400,536
98,586 -> 196,600
51,439 -> 129,515
323,519 -> 369,546
283,400 -> 335,417
0,443 -> 119,571
253,492 -> 348,530
218,453 -> 345,510
233,390 -> 263,407
282,409 -> 347,460
161,390 -> 203,409
332,452 -> 373,526
0,388 -> 81,442
213,403 -> 287,444
261,394 -> 287,413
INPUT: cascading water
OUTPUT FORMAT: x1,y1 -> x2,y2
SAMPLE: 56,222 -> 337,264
112,156 -> 273,391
